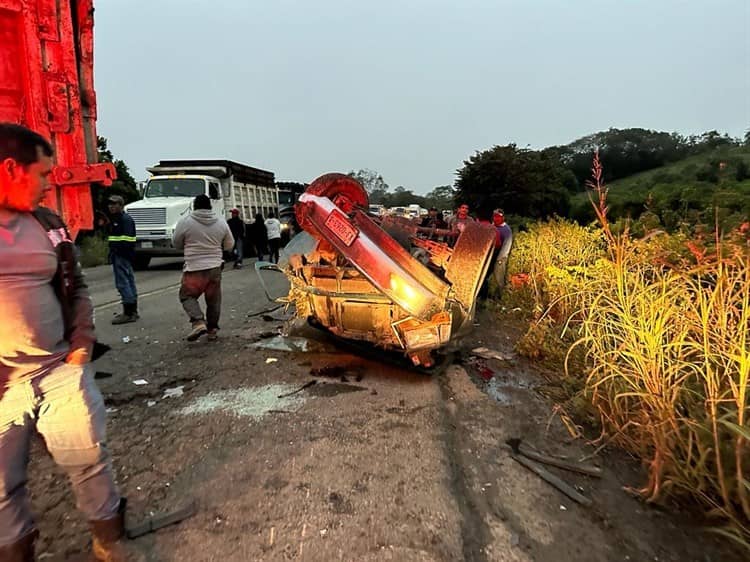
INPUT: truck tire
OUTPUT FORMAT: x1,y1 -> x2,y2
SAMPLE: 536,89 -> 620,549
133,255 -> 151,270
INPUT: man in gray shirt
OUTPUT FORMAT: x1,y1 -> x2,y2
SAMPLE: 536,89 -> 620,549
0,124 -> 142,561
173,194 -> 234,342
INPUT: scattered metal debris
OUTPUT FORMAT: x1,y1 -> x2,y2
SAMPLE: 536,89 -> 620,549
471,346 -> 514,361
506,438 -> 595,506
506,438 -> 602,478
246,304 -> 284,318
132,379 -> 148,386
266,358 -> 279,364
277,380 -> 317,399
251,335 -> 310,353
126,500 -> 197,539
162,386 -> 185,399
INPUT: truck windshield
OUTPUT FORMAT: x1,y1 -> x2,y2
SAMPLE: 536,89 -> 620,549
145,179 -> 205,198
278,191 -> 294,206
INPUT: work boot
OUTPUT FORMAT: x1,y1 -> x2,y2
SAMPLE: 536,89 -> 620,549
90,499 -> 146,562
111,304 -> 137,325
186,320 -> 207,341
0,530 -> 38,562
206,329 -> 218,342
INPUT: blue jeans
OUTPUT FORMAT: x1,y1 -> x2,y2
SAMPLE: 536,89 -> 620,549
234,238 -> 244,265
0,362 -> 121,545
111,254 -> 137,305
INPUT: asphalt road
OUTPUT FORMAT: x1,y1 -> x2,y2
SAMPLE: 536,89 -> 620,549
23,259 -> 744,562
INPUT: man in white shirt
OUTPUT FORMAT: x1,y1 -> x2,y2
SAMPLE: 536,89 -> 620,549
264,211 -> 282,263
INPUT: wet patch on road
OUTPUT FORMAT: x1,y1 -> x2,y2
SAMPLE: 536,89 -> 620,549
305,382 -> 367,397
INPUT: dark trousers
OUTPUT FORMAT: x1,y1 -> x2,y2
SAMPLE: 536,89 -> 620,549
179,267 -> 222,330
111,254 -> 137,305
233,238 -> 244,266
268,238 -> 281,263
479,248 -> 501,300
252,241 -> 267,261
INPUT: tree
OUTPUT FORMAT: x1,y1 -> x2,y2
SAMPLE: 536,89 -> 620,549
423,185 -> 456,210
94,137 -> 139,208
551,128 -> 692,187
455,144 -> 571,219
348,168 -> 389,195
736,159 -> 749,182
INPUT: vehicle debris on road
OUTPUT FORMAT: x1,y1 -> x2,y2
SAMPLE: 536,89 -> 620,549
507,438 -> 602,478
471,346 -> 515,361
126,500 -> 197,539
506,438 -> 597,507
162,386 -> 185,399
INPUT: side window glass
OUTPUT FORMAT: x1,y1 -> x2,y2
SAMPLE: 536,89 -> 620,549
209,182 -> 220,200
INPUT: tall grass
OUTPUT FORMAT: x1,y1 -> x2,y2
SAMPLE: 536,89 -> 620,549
508,218 -> 604,322
509,151 -> 750,542
572,238 -> 750,525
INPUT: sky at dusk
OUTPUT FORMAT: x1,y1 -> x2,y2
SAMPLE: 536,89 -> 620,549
94,0 -> 750,193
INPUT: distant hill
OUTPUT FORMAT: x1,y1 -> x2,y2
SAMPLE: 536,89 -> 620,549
569,145 -> 750,231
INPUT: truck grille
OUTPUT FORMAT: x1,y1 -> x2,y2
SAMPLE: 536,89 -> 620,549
128,208 -> 166,226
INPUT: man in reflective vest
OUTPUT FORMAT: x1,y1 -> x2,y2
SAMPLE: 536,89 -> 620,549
106,195 -> 139,324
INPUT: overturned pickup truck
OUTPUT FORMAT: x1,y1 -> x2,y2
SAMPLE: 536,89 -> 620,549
273,173 -> 496,368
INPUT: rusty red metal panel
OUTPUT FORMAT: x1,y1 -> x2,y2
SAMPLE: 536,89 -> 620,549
0,2 -> 33,126
0,0 -> 114,239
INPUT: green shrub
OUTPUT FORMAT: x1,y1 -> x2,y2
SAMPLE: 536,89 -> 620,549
78,235 -> 108,268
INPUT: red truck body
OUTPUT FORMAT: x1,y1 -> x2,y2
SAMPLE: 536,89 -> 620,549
0,0 -> 114,239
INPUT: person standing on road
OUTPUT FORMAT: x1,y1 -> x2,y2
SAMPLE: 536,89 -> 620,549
106,194 -> 139,324
173,194 -> 234,342
227,208 -> 245,269
250,212 -> 268,261
265,211 -> 282,263
0,123 -> 142,561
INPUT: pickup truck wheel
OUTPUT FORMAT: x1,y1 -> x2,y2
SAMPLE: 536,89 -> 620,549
133,256 -> 151,270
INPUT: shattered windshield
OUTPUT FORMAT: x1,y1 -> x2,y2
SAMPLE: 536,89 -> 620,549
145,179 -> 205,198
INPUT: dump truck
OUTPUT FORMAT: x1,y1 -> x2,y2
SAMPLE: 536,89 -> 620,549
125,159 -> 276,269
0,0 -> 115,239
272,173 -> 496,368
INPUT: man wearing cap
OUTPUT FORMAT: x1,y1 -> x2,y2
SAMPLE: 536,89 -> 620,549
106,195 -> 139,324
227,208 -> 246,269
